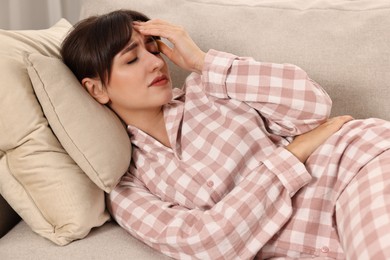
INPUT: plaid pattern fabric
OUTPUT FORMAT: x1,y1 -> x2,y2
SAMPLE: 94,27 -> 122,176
336,148 -> 390,260
262,118 -> 390,259
108,50 -> 390,259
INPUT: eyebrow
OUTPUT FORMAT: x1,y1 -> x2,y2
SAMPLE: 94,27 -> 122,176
119,37 -> 156,56
119,41 -> 139,56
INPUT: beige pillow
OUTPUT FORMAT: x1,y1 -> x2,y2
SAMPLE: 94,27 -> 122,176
27,53 -> 131,193
80,0 -> 390,121
0,19 -> 110,246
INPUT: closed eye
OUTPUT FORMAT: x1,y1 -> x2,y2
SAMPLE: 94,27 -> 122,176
145,37 -> 160,55
127,57 -> 138,64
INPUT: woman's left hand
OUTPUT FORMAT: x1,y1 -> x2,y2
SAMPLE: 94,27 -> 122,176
133,19 -> 206,74
286,115 -> 354,163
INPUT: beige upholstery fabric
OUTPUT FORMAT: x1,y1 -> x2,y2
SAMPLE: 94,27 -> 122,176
26,53 -> 131,193
0,221 -> 172,260
80,0 -> 390,120
0,19 -> 109,246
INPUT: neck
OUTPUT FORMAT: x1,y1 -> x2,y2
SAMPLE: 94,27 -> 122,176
119,106 -> 171,148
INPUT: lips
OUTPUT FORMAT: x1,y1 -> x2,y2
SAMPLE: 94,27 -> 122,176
149,75 -> 168,87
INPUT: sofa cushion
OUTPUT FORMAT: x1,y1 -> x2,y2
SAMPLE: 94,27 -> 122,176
26,53 -> 131,193
0,19 -> 111,246
0,221 -> 172,259
80,0 -> 390,121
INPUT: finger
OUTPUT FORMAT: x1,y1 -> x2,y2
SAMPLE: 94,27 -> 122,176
133,19 -> 176,33
133,20 -> 184,42
134,25 -> 174,41
324,115 -> 354,133
135,19 -> 177,29
340,115 -> 354,122
157,40 -> 173,59
331,115 -> 354,125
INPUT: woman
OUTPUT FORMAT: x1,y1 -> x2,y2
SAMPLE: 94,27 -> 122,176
61,10 -> 390,259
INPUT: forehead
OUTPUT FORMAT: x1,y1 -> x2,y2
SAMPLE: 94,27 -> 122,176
130,29 -> 143,41
117,31 -> 155,58
125,31 -> 151,49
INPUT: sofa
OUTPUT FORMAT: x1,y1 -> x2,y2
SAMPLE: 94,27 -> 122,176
1,0 -> 389,259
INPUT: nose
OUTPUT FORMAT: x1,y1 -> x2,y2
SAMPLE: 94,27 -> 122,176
143,50 -> 164,72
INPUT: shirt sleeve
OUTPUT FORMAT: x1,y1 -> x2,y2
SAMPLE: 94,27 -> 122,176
108,147 -> 311,260
200,49 -> 333,136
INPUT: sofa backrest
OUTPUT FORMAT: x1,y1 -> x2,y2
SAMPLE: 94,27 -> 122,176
79,0 -> 390,120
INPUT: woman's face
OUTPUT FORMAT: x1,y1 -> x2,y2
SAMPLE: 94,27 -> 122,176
104,30 -> 172,122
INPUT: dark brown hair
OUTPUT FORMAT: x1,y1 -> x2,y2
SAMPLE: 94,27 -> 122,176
61,9 -> 150,84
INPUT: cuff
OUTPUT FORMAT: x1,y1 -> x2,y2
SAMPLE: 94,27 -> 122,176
262,147 -> 311,196
201,49 -> 237,99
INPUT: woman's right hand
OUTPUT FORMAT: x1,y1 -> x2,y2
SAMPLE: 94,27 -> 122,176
286,115 -> 354,163
133,19 -> 206,74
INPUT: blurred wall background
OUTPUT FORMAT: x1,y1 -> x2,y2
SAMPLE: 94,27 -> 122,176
0,0 -> 81,30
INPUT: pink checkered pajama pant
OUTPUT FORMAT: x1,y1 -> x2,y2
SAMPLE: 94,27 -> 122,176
262,118 -> 390,259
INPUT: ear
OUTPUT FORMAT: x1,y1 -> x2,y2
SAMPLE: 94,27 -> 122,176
82,77 -> 110,104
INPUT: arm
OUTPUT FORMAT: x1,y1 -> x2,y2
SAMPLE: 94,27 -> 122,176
108,147 -> 311,259
202,50 -> 333,136
135,19 -> 331,137
199,51 -> 353,163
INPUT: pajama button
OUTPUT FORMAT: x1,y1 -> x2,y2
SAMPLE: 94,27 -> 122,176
321,246 -> 329,253
207,181 -> 214,187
